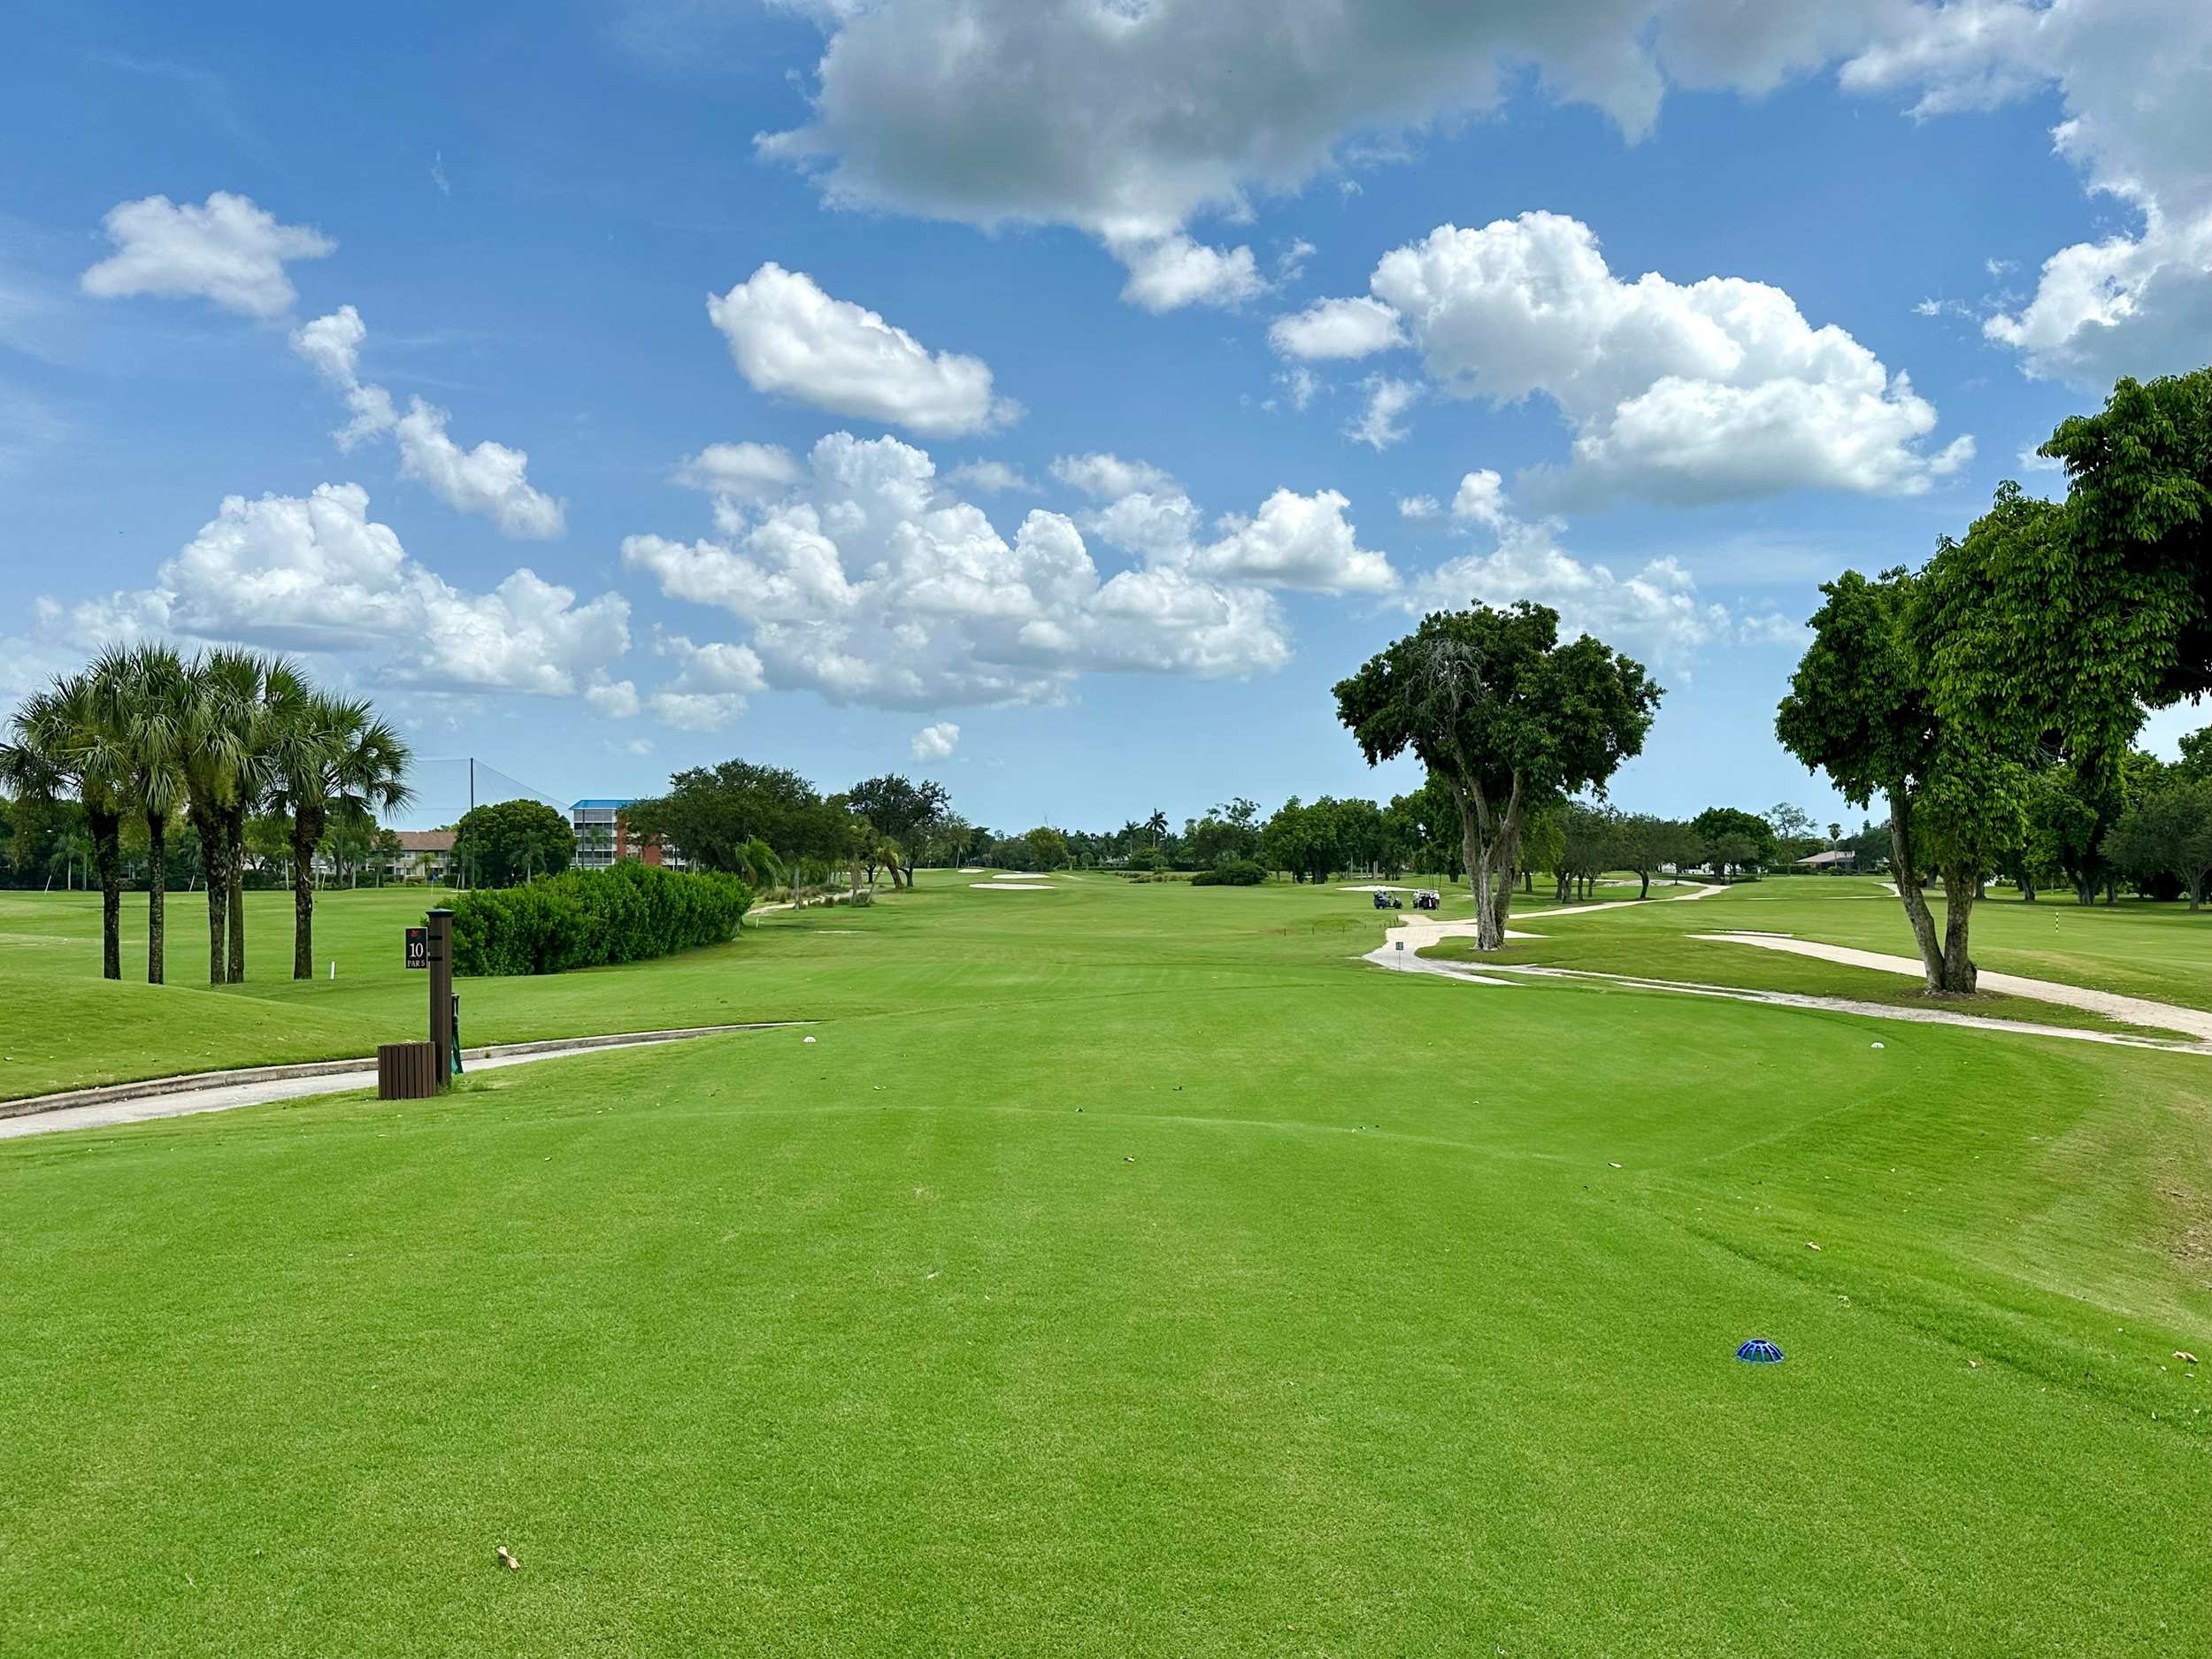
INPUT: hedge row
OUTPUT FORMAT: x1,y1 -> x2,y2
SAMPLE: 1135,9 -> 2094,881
450,861 -> 755,977
1191,857 -> 1268,886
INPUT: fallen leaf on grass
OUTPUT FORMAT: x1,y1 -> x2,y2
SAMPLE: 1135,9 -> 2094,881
1805,1241 -> 1822,1251
496,1547 -> 519,1571
2178,1351 -> 2200,1364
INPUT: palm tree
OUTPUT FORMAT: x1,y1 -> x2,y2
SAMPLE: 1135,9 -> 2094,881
2,668 -> 132,979
1145,809 -> 1168,846
268,683 -> 413,979
180,649 -> 288,984
98,643 -> 190,984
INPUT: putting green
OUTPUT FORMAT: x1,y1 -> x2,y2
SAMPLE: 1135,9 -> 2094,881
0,873 -> 2205,1655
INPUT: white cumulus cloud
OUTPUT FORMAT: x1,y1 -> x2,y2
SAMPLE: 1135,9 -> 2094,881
622,431 -> 1294,710
1346,376 -> 1419,450
648,632 -> 769,730
706,262 -> 1018,436
911,720 -> 961,761
1412,470 -> 1728,666
81,191 -> 333,317
1270,296 -> 1405,359
291,307 -> 565,538
1315,211 -> 1972,503
1050,452 -> 1178,500
948,459 -> 1034,494
61,482 -> 624,694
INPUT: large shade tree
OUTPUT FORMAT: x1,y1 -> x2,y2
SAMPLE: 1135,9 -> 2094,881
451,799 -> 574,887
1777,565 -> 2026,994
845,774 -> 949,887
1335,601 -> 1661,950
628,760 -> 846,904
1920,371 -> 2212,798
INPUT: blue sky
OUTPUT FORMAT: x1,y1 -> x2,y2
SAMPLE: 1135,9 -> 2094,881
4,2 -> 2207,834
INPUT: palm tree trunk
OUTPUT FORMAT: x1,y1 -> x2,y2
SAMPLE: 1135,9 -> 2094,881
291,806 -> 322,979
90,807 -> 123,981
196,813 -> 226,985
226,809 -> 247,983
146,813 -> 167,984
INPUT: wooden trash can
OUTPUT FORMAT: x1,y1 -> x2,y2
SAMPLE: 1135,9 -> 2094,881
377,1040 -> 441,1100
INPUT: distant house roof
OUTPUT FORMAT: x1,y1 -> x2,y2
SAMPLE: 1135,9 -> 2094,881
571,798 -> 634,810
396,830 -> 455,853
1796,849 -> 1855,865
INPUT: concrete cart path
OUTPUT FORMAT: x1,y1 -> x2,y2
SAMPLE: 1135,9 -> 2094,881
0,1022 -> 803,1141
1690,931 -> 2212,1041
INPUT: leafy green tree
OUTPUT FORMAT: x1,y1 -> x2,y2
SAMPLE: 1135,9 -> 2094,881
1981,371 -> 2212,782
2177,726 -> 2212,784
1022,826 -> 1071,870
1777,568 -> 2026,993
453,799 -> 575,887
1335,601 -> 1660,950
1555,802 -> 1617,902
1767,803 -> 1816,841
628,760 -> 841,904
2108,779 -> 2212,909
1709,832 -> 1757,879
846,774 -> 950,887
1259,796 -> 1339,884
1613,813 -> 1702,899
1690,807 -> 1775,873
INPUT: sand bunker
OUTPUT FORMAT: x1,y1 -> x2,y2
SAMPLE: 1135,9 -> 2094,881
972,882 -> 1053,891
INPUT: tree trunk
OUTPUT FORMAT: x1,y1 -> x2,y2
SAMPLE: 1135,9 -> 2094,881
1479,780 -> 1525,946
146,813 -> 167,985
226,810 -> 247,983
2021,877 -> 2037,902
1639,869 -> 1651,899
291,805 -> 323,980
1445,777 -> 1496,949
194,810 -> 227,985
1886,792 -> 1948,993
91,807 -> 123,981
1939,863 -> 1978,993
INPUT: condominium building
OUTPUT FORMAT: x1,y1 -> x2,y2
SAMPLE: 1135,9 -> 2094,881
571,799 -> 675,868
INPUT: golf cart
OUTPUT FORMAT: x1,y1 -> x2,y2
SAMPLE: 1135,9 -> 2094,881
1413,889 -> 1441,910
1371,889 -> 1402,910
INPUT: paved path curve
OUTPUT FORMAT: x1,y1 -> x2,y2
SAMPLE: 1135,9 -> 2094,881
1360,893 -> 2212,1056
1380,882 -> 1727,956
0,1023 -> 803,1141
1691,931 -> 2212,1041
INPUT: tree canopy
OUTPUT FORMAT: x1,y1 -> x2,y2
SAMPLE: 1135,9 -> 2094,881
1334,601 -> 1659,949
453,799 -> 573,887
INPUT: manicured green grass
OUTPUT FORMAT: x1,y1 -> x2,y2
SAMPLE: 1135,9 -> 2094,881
0,872 -> 2207,1654
1422,876 -> 2212,1033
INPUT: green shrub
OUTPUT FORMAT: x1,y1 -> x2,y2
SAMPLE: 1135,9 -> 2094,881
1192,857 -> 1267,887
450,861 -> 754,977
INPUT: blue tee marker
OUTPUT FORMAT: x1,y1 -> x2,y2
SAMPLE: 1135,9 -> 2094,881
1736,1339 -> 1785,1363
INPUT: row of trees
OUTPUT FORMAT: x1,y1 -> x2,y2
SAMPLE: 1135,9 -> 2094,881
2,646 -> 411,985
1779,365 -> 2212,992
622,763 -> 954,902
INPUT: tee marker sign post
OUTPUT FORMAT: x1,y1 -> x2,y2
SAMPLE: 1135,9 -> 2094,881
378,914 -> 451,1100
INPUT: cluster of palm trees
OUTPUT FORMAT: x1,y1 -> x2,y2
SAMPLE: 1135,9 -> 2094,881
1,644 -> 411,986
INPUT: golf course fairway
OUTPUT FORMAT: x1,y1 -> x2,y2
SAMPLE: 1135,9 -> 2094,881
1,874 -> 2205,1656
